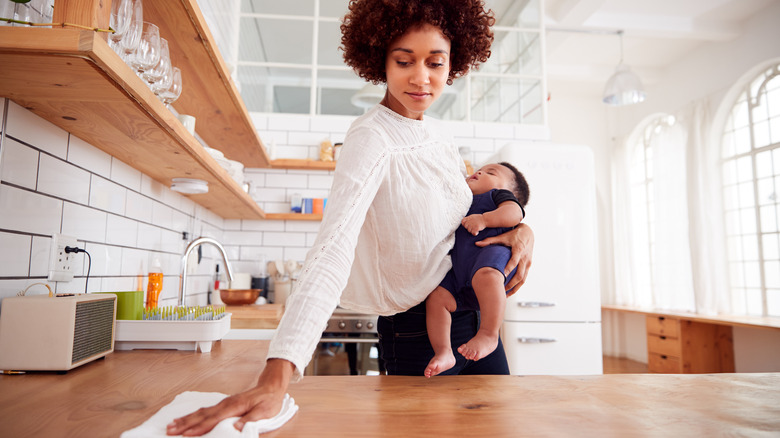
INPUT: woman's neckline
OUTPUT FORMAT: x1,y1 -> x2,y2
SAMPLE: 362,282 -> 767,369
376,102 -> 427,126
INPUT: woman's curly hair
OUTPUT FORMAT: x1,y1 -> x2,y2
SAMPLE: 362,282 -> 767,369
340,0 -> 495,85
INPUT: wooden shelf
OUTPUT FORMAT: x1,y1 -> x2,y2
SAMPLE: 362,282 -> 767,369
265,213 -> 323,221
0,27 -> 265,219
270,159 -> 336,171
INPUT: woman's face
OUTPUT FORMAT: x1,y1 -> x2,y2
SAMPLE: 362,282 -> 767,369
382,23 -> 451,120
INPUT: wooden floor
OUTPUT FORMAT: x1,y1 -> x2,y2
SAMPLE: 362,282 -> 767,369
602,355 -> 649,374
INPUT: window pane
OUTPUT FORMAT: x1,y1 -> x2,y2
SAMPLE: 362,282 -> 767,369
754,120 -> 771,148
738,183 -> 755,208
319,0 -> 349,18
763,233 -> 779,260
744,262 -> 761,288
735,127 -> 751,154
242,0 -> 314,15
757,177 -> 775,205
316,69 -> 367,116
722,131 -> 736,158
740,207 -> 757,233
768,86 -> 780,117
317,20 -> 343,66
722,160 -> 737,184
746,288 -> 763,315
767,289 -> 780,316
240,17 -> 313,64
482,31 -> 541,76
742,234 -> 759,261
761,205 -> 779,233
736,156 -> 753,182
470,76 -> 543,124
238,66 -> 311,113
733,99 -> 749,128
752,91 -> 769,122
727,237 -> 743,262
770,115 -> 780,144
756,150 -> 773,178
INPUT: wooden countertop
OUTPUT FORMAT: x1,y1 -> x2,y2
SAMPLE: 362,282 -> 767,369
1,341 -> 778,437
602,304 -> 780,331
225,304 -> 283,329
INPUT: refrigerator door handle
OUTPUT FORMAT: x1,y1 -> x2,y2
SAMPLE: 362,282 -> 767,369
517,301 -> 556,308
517,337 -> 557,343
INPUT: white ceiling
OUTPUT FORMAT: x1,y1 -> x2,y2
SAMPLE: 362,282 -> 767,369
544,0 -> 777,97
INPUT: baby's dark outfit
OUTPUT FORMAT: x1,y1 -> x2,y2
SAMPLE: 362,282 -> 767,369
439,189 -> 521,311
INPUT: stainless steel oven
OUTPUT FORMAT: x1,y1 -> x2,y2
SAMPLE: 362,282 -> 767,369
305,307 -> 382,376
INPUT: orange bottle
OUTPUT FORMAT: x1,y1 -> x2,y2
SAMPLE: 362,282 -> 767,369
146,258 -> 163,309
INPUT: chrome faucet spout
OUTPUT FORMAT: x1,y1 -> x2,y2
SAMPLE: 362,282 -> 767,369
179,237 -> 234,306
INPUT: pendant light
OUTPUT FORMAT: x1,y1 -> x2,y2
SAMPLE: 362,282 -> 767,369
603,30 -> 646,106
351,84 -> 385,108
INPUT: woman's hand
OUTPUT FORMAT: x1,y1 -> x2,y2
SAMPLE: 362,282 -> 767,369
166,359 -> 294,436
475,223 -> 534,297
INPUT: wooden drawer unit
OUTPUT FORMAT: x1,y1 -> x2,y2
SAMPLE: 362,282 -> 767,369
645,316 -> 735,374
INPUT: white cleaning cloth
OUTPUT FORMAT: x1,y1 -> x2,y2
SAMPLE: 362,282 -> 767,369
121,391 -> 298,438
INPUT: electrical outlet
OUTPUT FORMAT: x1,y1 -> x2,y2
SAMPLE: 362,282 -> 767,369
48,234 -> 78,282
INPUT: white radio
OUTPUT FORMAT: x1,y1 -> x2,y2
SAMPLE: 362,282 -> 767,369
0,293 -> 116,371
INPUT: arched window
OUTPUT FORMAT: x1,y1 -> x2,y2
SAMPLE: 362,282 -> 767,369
721,63 -> 780,316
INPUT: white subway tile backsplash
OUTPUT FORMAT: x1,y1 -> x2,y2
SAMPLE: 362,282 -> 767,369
252,187 -> 287,204
261,202 -> 290,214
7,102 -> 68,159
160,229 -> 183,253
223,230 -> 262,245
474,122 -> 514,139
111,158 -> 142,191
0,185 -> 63,236
285,220 -> 321,233
152,201 -> 173,230
120,247 -> 148,276
29,235 -> 51,277
37,154 -> 91,204
85,243 -> 123,276
267,114 -> 310,131
308,115 -> 353,134
137,222 -> 162,250
265,173 -> 308,189
100,276 -> 136,294
264,231 -> 305,247
288,131 -> 330,146
0,139 -> 38,189
241,219 -> 284,232
67,135 -> 111,178
240,246 -> 272,263
170,209 -> 190,233
283,247 -> 309,262
249,113 -> 268,130
275,144 -> 313,160
125,190 -> 153,223
90,175 -> 127,215
106,214 -> 138,247
61,202 -> 106,243
55,277 -> 87,294
140,174 -> 167,202
0,232 -> 31,276
223,219 -> 241,230
308,174 -> 334,189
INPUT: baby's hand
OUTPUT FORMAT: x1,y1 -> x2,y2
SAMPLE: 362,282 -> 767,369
462,214 -> 486,236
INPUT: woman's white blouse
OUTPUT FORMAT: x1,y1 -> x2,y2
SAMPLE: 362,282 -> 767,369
267,104 -> 473,380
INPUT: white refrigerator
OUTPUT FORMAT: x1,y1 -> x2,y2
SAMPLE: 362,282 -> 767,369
490,142 -> 603,375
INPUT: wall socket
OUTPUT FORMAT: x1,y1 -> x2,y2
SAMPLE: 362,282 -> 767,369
48,234 -> 78,282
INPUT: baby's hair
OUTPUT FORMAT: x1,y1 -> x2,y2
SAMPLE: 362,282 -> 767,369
340,0 -> 495,85
499,162 -> 530,207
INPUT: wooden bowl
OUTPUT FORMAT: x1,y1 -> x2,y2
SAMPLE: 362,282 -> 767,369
219,289 -> 260,305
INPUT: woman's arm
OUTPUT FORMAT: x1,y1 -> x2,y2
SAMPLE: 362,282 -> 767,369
166,359 -> 294,436
475,223 -> 534,297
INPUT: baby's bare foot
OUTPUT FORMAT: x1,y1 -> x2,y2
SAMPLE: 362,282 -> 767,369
424,352 -> 456,378
457,332 -> 499,361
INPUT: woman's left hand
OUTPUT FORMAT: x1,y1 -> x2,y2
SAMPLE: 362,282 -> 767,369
475,223 -> 534,297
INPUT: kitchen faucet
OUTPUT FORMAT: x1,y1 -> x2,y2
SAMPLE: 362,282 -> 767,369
179,237 -> 234,306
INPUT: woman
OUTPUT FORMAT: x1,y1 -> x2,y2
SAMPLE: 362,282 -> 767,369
167,0 -> 534,435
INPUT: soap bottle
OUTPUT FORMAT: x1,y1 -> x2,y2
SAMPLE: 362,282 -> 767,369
146,257 -> 163,309
211,263 -> 224,305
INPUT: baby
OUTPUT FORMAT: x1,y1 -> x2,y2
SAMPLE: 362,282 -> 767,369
425,162 -> 530,378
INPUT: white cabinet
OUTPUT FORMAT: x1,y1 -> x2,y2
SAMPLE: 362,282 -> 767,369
492,143 -> 603,375
502,322 -> 602,375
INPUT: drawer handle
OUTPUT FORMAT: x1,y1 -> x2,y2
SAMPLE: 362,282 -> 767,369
660,335 -> 666,340
660,355 -> 668,359
517,337 -> 556,344
658,316 -> 665,321
517,301 -> 555,308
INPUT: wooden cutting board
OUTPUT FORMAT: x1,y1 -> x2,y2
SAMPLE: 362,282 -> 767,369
225,304 -> 283,329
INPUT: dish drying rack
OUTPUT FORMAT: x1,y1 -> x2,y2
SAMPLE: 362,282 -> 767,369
115,305 -> 232,353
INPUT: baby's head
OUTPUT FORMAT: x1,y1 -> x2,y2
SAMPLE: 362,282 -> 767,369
466,162 -> 530,206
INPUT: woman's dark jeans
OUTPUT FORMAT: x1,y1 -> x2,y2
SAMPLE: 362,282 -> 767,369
377,301 -> 509,376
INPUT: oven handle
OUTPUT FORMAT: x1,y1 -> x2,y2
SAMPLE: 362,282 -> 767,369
319,337 -> 379,343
